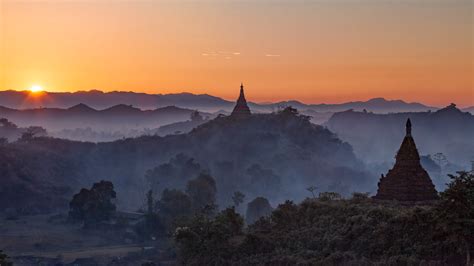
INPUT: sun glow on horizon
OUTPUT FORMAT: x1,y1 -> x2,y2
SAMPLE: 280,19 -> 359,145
29,85 -> 44,93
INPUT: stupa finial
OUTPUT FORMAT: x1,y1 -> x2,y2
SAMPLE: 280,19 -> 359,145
406,118 -> 412,136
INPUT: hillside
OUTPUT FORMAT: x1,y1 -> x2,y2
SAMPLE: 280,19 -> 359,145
175,193 -> 471,265
0,111 -> 373,214
325,104 -> 474,169
463,106 -> 474,114
0,104 -> 208,133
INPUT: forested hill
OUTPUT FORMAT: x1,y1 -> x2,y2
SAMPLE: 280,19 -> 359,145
0,104 -> 206,131
0,110 -> 373,214
325,104 -> 474,166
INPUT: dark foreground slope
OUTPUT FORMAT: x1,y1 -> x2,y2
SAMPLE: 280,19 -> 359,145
0,111 -> 373,214
175,171 -> 473,266
177,200 -> 466,265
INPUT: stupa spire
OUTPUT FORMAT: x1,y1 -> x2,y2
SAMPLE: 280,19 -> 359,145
406,118 -> 412,136
231,83 -> 251,118
239,83 -> 245,99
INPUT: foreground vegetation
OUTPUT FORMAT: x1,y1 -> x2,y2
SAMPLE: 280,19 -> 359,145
174,172 -> 473,265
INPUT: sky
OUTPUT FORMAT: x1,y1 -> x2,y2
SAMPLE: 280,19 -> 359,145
0,0 -> 472,106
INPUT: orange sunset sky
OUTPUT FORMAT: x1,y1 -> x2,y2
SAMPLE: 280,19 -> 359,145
0,0 -> 472,107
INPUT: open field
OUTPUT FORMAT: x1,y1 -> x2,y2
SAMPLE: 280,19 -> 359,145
0,214 -> 170,265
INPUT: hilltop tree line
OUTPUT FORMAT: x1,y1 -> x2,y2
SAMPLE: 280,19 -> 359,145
174,172 -> 474,265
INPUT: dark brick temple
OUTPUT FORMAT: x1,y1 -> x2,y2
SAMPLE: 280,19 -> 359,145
373,119 -> 439,202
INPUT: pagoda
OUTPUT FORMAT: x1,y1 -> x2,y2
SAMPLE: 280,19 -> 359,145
230,83 -> 251,118
373,119 -> 438,202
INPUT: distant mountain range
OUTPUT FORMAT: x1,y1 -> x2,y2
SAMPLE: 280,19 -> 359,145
0,90 -> 453,114
0,103 -> 209,132
462,106 -> 474,114
0,90 -> 232,112
255,97 -> 437,114
325,103 -> 474,171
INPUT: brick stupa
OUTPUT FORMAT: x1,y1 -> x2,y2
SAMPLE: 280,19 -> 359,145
231,83 -> 251,118
373,119 -> 438,202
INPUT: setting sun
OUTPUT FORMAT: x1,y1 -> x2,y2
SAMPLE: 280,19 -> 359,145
29,85 -> 43,93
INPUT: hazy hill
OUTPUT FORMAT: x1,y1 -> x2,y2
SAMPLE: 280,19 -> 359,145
463,106 -> 474,114
304,97 -> 435,113
0,138 -> 94,214
0,111 -> 373,214
0,90 -> 436,115
0,104 -> 209,132
0,90 -> 232,112
325,104 -> 474,169
156,119 -> 208,136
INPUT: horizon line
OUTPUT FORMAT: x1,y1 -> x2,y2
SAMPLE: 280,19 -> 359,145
0,89 -> 470,109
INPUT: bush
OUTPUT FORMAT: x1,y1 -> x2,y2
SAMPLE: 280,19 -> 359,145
350,192 -> 370,203
174,207 -> 244,265
68,180 -> 116,227
245,197 -> 272,224
0,250 -> 12,266
318,191 -> 342,201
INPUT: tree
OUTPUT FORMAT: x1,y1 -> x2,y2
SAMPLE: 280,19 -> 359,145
246,164 -> 281,195
232,191 -> 245,207
174,207 -> 244,265
190,110 -> 203,122
186,172 -> 217,213
136,189 -> 164,239
156,189 -> 193,230
19,126 -> 47,141
279,106 -> 299,116
350,192 -> 370,203
318,191 -> 342,201
435,172 -> 474,265
69,180 -> 117,227
145,153 -> 201,195
0,118 -> 18,129
246,197 -> 273,224
306,185 -> 318,198
431,153 -> 448,169
0,250 -> 12,266
146,189 -> 154,215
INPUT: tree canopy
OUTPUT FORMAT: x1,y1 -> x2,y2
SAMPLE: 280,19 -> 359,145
69,180 -> 117,227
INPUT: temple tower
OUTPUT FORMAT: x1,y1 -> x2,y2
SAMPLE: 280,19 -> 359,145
230,83 -> 251,118
373,119 -> 438,202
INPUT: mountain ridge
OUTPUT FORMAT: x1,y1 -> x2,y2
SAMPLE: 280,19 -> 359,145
325,104 -> 474,171
0,103 -> 210,132
0,90 -> 441,114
